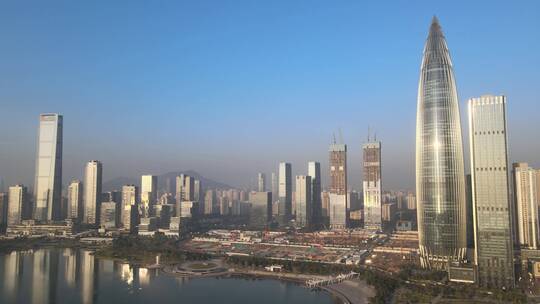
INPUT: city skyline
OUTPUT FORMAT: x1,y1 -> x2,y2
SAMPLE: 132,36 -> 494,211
1,5 -> 540,302
1,2 -> 539,191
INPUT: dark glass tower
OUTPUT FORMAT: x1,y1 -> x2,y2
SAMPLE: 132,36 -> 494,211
416,17 -> 467,268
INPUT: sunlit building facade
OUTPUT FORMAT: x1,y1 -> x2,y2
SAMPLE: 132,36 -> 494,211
363,140 -> 382,231
468,95 -> 514,288
295,175 -> 311,228
7,185 -> 29,226
415,17 -> 467,268
67,180 -> 83,221
140,175 -> 157,218
513,162 -> 540,249
121,185 -> 139,231
33,113 -> 63,222
329,143 -> 348,229
83,160 -> 103,225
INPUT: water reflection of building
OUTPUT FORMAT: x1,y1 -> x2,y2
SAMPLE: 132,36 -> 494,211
100,258 -> 114,274
62,248 -> 78,288
4,251 -> 22,302
32,249 -> 59,304
118,263 -> 134,285
80,250 -> 96,304
138,267 -> 149,286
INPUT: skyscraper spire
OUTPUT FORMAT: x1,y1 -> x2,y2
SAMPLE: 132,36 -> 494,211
416,17 -> 467,269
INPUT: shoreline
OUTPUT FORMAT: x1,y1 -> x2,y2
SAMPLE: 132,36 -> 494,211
0,243 -> 366,304
160,266 -> 352,304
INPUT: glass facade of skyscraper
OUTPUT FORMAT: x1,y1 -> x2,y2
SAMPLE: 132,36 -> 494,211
34,114 -> 63,222
416,17 -> 467,268
468,95 -> 514,288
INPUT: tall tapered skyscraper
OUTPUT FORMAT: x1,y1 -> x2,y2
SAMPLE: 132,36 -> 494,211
468,95 -> 514,288
416,17 -> 467,268
33,113 -> 63,222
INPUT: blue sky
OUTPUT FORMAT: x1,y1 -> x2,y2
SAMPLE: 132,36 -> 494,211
0,1 -> 539,191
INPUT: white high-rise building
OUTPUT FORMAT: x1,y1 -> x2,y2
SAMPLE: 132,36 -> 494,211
7,185 -> 28,226
67,180 -> 83,220
83,160 -> 102,225
121,185 -> 139,231
33,113 -> 63,222
141,175 -> 157,218
295,175 -> 311,228
468,95 -> 515,288
513,162 -> 540,249
363,140 -> 382,231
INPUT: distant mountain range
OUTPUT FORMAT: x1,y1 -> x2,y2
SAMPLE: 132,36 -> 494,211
102,170 -> 232,192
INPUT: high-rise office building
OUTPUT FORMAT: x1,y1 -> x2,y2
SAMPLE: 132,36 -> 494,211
271,172 -> 277,203
382,203 -> 396,222
329,142 -> 348,229
308,161 -> 322,229
416,17 -> 467,268
248,191 -> 272,228
67,180 -> 83,221
258,173 -> 266,192
406,192 -> 416,210
176,174 -> 195,217
194,179 -> 202,202
121,185 -> 139,231
278,162 -> 292,224
33,113 -> 63,222
295,175 -> 312,228
513,162 -> 540,249
468,95 -> 515,288
363,140 -> 382,231
83,160 -> 102,225
204,189 -> 217,215
7,185 -> 29,226
0,192 -> 7,228
100,201 -> 118,229
141,175 -> 157,218
165,177 -> 175,195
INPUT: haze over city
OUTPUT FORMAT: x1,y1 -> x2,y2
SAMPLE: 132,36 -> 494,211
1,1 -> 538,191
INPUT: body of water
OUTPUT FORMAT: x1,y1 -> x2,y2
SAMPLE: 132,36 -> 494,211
0,248 -> 338,304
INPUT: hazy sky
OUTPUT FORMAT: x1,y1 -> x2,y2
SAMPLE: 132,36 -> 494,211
0,1 -> 539,192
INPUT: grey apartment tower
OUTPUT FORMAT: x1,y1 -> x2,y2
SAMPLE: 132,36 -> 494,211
33,113 -> 63,222
416,17 -> 467,268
